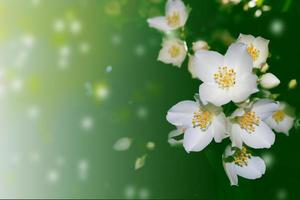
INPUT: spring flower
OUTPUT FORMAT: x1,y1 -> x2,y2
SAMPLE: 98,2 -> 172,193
266,102 -> 295,135
259,73 -> 280,89
147,0 -> 189,33
166,100 -> 227,152
237,34 -> 269,68
190,42 -> 258,106
223,146 -> 266,186
158,37 -> 187,67
229,99 -> 278,149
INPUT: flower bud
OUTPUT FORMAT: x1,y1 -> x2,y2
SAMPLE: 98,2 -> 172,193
260,63 -> 269,73
259,73 -> 280,89
192,40 -> 209,52
288,79 -> 297,89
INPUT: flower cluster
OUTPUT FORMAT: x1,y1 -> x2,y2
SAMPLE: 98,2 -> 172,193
148,0 -> 295,186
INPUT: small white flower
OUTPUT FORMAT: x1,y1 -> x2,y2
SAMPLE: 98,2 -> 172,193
191,42 -> 258,106
259,73 -> 280,89
147,0 -> 189,32
223,146 -> 266,186
192,40 -> 209,52
229,99 -> 278,149
158,37 -> 187,67
266,102 -> 295,135
237,33 -> 269,68
166,100 -> 227,153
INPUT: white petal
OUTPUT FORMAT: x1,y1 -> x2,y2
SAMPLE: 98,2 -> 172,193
188,55 -> 197,78
253,36 -> 269,68
241,121 -> 275,149
113,137 -> 132,151
168,129 -> 184,146
147,16 -> 172,32
212,113 -> 228,143
231,74 -> 258,103
166,100 -> 198,128
237,33 -> 255,44
224,42 -> 253,75
183,127 -> 213,153
230,123 -> 243,149
191,50 -> 224,82
165,0 -> 188,28
199,83 -> 231,106
252,99 -> 279,120
223,162 -> 238,186
234,156 -> 266,179
224,145 -> 234,157
231,108 -> 245,118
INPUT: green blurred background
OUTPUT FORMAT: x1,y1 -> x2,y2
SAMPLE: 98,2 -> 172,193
0,0 -> 299,199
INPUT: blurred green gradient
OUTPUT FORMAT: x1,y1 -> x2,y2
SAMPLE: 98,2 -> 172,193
0,0 -> 299,199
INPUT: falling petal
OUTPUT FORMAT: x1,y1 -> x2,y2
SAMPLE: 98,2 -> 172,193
146,141 -> 155,150
113,137 -> 132,151
135,155 -> 147,170
106,65 -> 113,73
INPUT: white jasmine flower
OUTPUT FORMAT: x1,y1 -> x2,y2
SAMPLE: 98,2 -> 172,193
190,42 -> 258,106
147,0 -> 189,32
166,100 -> 227,153
259,73 -> 280,89
266,102 -> 295,135
223,146 -> 266,186
192,40 -> 209,52
237,33 -> 269,68
229,99 -> 278,149
158,37 -> 187,67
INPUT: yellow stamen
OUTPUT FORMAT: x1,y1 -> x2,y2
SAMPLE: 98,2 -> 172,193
168,45 -> 181,58
238,111 -> 260,133
247,43 -> 260,61
166,12 -> 180,27
234,147 -> 251,167
192,109 -> 213,130
272,110 -> 285,123
214,66 -> 236,89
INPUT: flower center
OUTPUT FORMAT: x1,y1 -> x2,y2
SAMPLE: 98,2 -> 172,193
192,109 -> 213,130
234,147 -> 251,167
168,45 -> 181,58
247,43 -> 260,61
238,111 -> 260,133
272,110 -> 285,123
214,66 -> 236,89
166,11 -> 180,27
